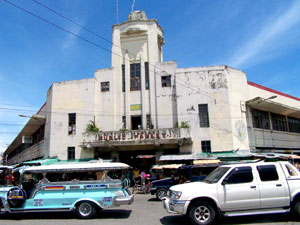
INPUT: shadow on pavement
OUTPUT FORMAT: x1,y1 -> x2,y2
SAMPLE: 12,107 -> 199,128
160,213 -> 298,225
0,209 -> 132,220
148,197 -> 160,202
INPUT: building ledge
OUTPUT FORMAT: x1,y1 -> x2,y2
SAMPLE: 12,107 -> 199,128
81,128 -> 192,148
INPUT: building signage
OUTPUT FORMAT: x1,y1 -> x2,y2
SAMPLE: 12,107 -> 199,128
98,128 -> 181,142
130,104 -> 142,111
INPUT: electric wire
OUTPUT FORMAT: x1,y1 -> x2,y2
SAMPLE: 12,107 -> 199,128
3,0 -> 247,115
30,0 -> 243,110
3,0 -> 295,149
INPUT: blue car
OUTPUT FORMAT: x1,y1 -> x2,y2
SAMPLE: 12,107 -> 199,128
150,163 -> 221,200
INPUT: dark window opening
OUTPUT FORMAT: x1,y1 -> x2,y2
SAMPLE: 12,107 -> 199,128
257,165 -> 279,181
146,114 -> 153,129
145,62 -> 149,90
271,113 -> 288,132
199,104 -> 209,127
130,63 -> 141,91
101,82 -> 110,92
68,147 -> 75,160
68,113 -> 76,135
122,64 -> 125,92
122,116 -> 126,129
252,109 -> 270,129
131,116 -> 142,130
226,166 -> 253,184
288,117 -> 300,133
201,140 -> 211,153
161,75 -> 171,87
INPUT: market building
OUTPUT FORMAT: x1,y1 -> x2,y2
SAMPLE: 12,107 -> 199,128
4,11 -> 300,166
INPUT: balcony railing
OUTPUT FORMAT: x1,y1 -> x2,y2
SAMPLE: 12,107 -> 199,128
7,140 -> 44,165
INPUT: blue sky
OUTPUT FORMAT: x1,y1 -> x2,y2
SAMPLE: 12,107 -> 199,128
0,0 -> 300,153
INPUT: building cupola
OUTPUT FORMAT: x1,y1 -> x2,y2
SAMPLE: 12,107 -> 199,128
128,10 -> 147,21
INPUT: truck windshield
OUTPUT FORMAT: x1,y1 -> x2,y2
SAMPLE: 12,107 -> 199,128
203,167 -> 230,183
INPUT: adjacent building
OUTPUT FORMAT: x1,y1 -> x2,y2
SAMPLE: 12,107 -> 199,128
4,11 -> 300,166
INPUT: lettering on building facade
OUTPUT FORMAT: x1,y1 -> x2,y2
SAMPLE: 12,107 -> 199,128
98,128 -> 181,142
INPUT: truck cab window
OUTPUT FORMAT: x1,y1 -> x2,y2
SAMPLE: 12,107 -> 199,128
225,166 -> 253,184
257,165 -> 279,181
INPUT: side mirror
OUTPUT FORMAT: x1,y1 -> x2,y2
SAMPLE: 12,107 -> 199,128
221,178 -> 228,185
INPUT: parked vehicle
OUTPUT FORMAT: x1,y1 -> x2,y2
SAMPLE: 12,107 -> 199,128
151,163 -> 220,200
0,162 -> 134,218
163,161 -> 300,225
0,166 -> 14,186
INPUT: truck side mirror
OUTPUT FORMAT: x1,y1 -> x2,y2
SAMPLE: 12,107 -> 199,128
221,178 -> 228,185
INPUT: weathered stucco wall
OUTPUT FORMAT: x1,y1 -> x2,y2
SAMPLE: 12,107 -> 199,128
48,78 -> 96,160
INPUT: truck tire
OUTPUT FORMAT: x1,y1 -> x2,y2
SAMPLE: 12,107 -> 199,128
293,201 -> 300,217
156,188 -> 168,200
189,201 -> 216,225
76,201 -> 96,219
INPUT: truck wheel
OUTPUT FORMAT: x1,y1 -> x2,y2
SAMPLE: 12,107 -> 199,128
156,188 -> 168,200
189,201 -> 216,225
76,201 -> 96,219
293,201 -> 300,217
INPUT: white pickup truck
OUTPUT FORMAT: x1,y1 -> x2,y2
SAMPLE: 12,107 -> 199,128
163,161 -> 300,225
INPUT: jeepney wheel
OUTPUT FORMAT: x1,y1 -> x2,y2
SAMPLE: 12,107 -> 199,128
76,201 -> 96,219
189,201 -> 216,225
156,188 -> 168,201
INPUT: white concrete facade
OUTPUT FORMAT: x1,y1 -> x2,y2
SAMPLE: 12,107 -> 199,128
4,11 -> 300,165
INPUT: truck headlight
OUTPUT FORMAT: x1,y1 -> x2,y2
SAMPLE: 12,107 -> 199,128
170,191 -> 182,199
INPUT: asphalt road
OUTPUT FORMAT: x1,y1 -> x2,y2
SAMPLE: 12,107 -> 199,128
0,193 -> 300,225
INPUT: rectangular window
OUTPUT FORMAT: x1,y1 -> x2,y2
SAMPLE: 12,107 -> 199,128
252,109 -> 270,129
146,114 -> 153,129
68,147 -> 75,160
122,64 -> 125,92
271,113 -> 287,132
122,116 -> 126,129
201,140 -> 211,153
68,113 -> 76,135
145,62 -> 149,90
161,75 -> 171,87
288,117 -> 300,133
199,104 -> 209,127
257,165 -> 279,181
101,81 -> 109,92
130,63 -> 141,91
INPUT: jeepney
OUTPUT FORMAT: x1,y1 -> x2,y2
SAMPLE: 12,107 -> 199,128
0,162 -> 134,218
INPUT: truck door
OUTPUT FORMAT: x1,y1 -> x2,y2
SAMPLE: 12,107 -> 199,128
218,166 -> 260,211
256,164 -> 289,208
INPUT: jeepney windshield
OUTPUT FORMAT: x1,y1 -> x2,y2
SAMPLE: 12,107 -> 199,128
203,167 -> 230,184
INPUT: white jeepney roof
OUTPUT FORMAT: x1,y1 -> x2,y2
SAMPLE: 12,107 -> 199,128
0,165 -> 13,169
23,162 -> 130,173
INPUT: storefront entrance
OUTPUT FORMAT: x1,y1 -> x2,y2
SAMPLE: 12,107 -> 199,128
119,150 -> 156,172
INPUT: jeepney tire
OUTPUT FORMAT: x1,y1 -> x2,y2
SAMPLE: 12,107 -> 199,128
76,201 -> 96,219
189,201 -> 216,225
156,188 -> 168,201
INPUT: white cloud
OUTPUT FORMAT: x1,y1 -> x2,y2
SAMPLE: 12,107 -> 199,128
62,23 -> 83,50
227,1 -> 300,68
